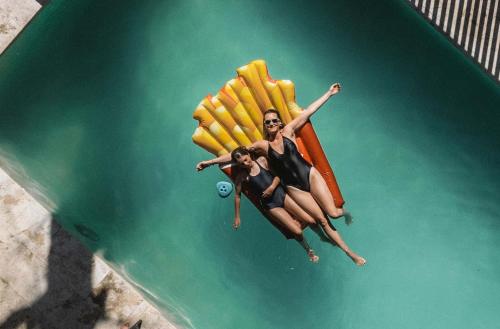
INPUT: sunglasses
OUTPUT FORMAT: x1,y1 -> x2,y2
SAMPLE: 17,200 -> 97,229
264,118 -> 280,126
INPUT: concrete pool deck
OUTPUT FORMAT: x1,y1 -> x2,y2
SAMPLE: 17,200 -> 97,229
0,0 -> 42,55
0,167 -> 178,328
1,2 -> 179,327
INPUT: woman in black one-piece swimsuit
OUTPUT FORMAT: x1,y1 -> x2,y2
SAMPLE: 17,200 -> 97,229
197,83 -> 365,266
231,146 -> 319,263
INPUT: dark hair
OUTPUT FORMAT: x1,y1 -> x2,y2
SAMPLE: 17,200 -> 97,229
231,146 -> 250,162
263,109 -> 284,139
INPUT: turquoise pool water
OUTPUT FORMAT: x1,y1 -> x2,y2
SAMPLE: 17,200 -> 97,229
1,1 -> 500,328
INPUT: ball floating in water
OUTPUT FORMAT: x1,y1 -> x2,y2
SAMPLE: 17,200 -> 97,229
216,181 -> 233,198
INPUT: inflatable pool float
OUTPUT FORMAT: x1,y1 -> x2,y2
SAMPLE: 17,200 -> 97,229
193,59 -> 344,238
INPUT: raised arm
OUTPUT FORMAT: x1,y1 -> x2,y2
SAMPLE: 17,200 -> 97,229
284,83 -> 341,134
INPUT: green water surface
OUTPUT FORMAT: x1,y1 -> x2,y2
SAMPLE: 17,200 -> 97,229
1,1 -> 499,328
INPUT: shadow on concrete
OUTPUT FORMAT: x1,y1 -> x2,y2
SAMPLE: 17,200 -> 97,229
35,0 -> 51,6
0,217 -> 108,329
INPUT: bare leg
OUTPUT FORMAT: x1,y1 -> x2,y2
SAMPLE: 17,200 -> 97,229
296,239 -> 319,263
268,207 -> 319,263
283,195 -> 316,226
326,230 -> 366,266
283,195 -> 332,243
285,194 -> 336,246
285,186 -> 329,222
310,224 -> 335,243
309,167 -> 352,223
282,194 -> 332,245
286,187 -> 366,266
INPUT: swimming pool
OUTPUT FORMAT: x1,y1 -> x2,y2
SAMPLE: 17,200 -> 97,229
1,0 -> 499,328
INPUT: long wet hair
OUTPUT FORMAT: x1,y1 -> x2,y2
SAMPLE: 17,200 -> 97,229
263,109 -> 285,140
231,146 -> 252,163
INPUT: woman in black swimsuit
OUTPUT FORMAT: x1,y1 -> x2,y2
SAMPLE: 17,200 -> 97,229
197,83 -> 365,266
231,146 -> 319,263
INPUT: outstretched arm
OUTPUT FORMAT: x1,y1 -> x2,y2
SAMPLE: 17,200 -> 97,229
284,83 -> 341,134
196,140 -> 268,171
196,153 -> 232,171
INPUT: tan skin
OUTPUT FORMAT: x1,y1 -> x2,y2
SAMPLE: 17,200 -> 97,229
233,153 -> 319,262
197,83 -> 366,266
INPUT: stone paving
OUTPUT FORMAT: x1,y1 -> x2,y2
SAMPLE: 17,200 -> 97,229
1,1 -> 180,327
0,0 -> 41,54
0,168 -> 179,329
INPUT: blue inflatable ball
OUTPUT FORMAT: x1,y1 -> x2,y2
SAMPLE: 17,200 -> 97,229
216,181 -> 233,198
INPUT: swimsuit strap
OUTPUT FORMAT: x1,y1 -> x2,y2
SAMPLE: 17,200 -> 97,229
268,138 -> 287,157
252,160 -> 265,175
282,136 -> 296,149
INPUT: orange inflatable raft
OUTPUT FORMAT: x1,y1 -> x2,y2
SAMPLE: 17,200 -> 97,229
192,59 -> 344,238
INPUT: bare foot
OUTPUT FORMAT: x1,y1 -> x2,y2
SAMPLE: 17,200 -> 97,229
328,209 -> 354,225
308,249 -> 320,263
352,255 -> 366,266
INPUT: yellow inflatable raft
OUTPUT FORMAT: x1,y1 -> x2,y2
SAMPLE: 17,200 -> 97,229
193,59 -> 344,238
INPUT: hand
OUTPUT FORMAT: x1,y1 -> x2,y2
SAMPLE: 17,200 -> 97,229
196,161 -> 210,171
261,186 -> 275,198
233,217 -> 241,230
329,83 -> 341,96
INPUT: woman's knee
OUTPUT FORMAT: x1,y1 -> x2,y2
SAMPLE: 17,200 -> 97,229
327,208 -> 343,218
290,226 -> 303,237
